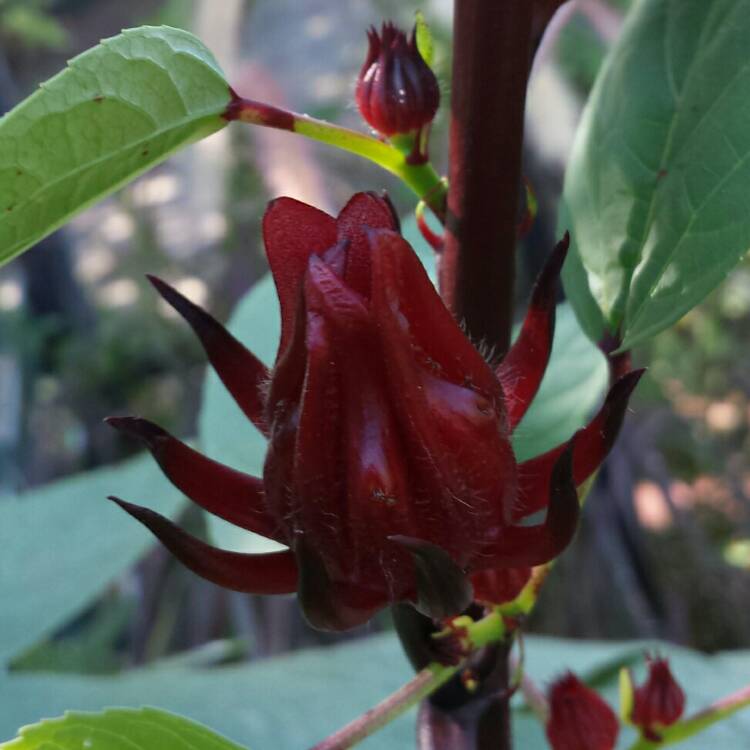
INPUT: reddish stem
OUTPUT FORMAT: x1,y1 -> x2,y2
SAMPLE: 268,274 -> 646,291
441,1 -> 534,356
409,4 -> 562,749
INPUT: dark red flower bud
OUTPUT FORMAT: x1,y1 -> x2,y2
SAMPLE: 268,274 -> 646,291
547,673 -> 619,750
631,656 -> 685,741
107,192 -> 642,631
355,22 -> 440,137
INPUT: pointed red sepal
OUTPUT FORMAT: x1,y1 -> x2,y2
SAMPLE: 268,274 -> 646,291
262,197 -> 337,355
513,369 -> 645,521
105,417 -> 282,543
390,536 -> 473,620
483,437 -> 579,568
147,275 -> 270,437
109,497 -> 297,594
369,229 -> 503,401
336,192 -> 400,299
497,233 -> 569,431
336,191 -> 399,236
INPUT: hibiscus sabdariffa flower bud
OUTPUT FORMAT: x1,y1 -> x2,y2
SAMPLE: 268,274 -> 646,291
546,673 -> 620,750
107,191 -> 642,632
356,22 -> 439,150
630,656 -> 685,741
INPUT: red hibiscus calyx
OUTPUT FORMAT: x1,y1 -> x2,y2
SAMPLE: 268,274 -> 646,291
106,190 -> 642,632
629,655 -> 686,741
355,21 -> 440,161
546,672 -> 620,750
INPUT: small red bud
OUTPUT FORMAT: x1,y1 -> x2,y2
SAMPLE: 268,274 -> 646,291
546,673 -> 619,750
631,656 -> 685,741
355,21 -> 440,137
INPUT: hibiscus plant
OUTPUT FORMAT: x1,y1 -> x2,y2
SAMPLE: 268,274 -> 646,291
1,2 -> 750,750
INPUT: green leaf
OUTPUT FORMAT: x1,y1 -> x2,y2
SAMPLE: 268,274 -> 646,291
0,635 -> 416,749
1,6 -> 70,50
511,303 -> 609,461
0,453 -> 184,666
0,707 -> 246,750
415,11 -> 435,68
562,0 -> 750,349
0,25 -> 230,268
619,667 -> 635,722
559,199 -> 608,344
3,636 -> 749,749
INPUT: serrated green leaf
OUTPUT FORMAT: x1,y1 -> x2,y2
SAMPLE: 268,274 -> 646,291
0,25 -> 230,267
562,0 -> 750,349
0,454 -> 184,666
0,707 -> 246,750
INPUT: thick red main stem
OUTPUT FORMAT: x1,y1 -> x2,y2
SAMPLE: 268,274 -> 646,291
414,4 -> 537,750
442,1 -> 534,356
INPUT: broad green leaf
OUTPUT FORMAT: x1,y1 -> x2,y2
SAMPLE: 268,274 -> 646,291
558,199 -> 608,343
1,707 -> 245,750
0,454 -> 184,666
562,0 -> 750,349
2,636 -> 749,749
0,25 -> 230,267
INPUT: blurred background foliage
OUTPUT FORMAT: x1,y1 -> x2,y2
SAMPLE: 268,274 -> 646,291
0,0 -> 749,731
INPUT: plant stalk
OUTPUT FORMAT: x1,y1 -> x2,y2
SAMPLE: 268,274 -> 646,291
225,95 -> 446,219
309,662 -> 460,750
440,1 -> 534,355
417,3 -> 538,747
312,610 -> 507,750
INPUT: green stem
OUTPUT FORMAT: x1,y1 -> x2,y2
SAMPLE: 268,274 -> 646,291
624,684 -> 750,750
226,96 -> 446,220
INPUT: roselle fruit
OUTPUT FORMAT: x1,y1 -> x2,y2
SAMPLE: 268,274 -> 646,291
108,192 -> 641,631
